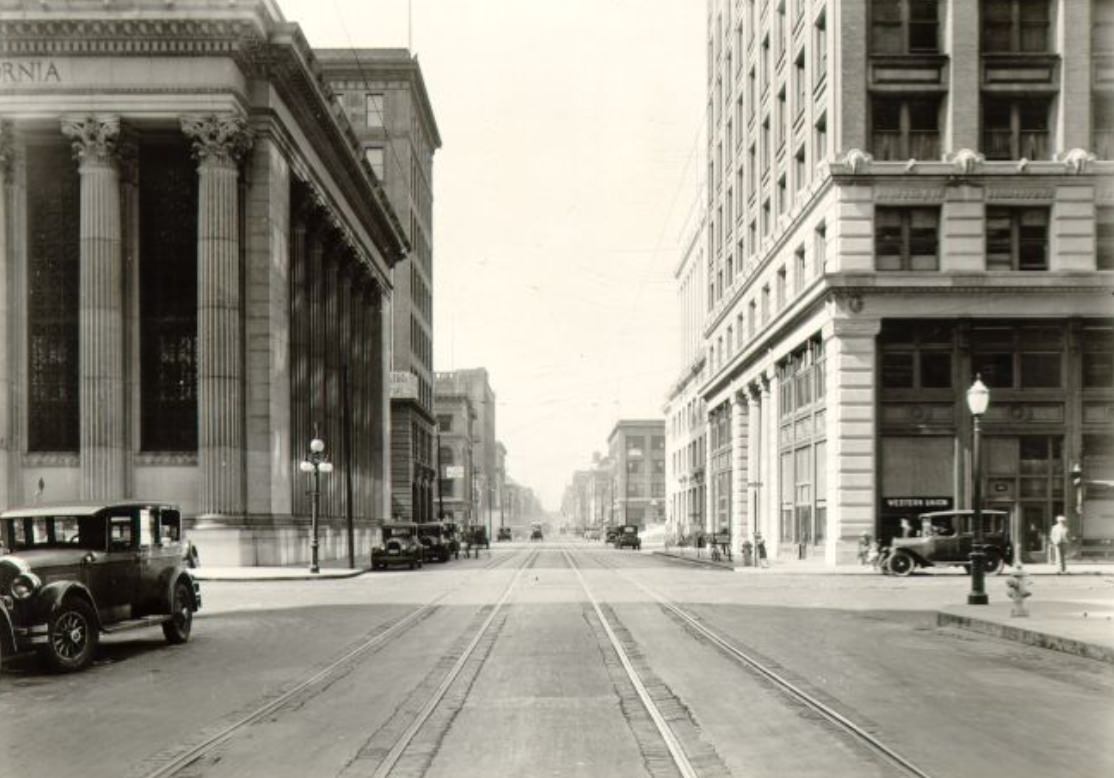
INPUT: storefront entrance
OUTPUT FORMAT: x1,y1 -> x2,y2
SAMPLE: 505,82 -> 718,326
983,435 -> 1065,563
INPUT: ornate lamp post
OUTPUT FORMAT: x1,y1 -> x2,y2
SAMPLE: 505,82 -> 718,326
966,377 -> 990,605
299,434 -> 333,574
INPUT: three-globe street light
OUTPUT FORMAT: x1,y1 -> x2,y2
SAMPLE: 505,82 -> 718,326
967,376 -> 990,606
300,435 -> 334,574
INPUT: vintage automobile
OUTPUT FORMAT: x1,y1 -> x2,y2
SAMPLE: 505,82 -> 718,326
496,526 -> 512,541
614,524 -> 642,550
371,523 -> 425,570
0,501 -> 200,673
465,525 -> 490,550
417,522 -> 460,562
882,509 -> 1012,576
530,524 -> 543,541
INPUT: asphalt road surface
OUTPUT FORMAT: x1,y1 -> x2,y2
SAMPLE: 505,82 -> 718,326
2,541 -> 1111,778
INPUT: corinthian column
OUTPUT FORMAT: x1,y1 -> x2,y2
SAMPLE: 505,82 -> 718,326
61,116 -> 126,501
181,114 -> 253,518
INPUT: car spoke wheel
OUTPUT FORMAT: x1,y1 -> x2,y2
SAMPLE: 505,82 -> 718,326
43,599 -> 98,672
162,581 -> 193,645
888,552 -> 915,577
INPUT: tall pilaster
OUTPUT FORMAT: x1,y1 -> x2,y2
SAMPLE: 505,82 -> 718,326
0,122 -> 12,509
730,389 -> 748,555
746,384 -> 762,548
181,114 -> 252,518
822,317 -> 881,565
61,116 -> 126,501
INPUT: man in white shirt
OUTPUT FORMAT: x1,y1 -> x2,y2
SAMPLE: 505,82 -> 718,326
1049,515 -> 1070,574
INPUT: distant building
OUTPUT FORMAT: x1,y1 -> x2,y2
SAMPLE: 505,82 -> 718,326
318,48 -> 442,524
434,390 -> 475,523
435,369 -> 497,533
607,421 -> 666,527
700,0 -> 1113,564
0,1 -> 408,565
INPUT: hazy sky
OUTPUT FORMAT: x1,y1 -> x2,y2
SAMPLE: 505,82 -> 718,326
282,0 -> 705,509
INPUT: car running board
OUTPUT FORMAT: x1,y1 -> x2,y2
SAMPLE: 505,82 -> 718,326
100,615 -> 172,634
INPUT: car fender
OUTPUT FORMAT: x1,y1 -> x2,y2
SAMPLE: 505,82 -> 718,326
34,581 -> 102,630
158,566 -> 199,612
887,548 -> 928,567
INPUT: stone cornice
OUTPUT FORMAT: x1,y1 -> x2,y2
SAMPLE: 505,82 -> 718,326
827,272 -> 1114,295
0,8 -> 410,272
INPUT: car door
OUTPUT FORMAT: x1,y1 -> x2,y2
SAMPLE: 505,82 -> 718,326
84,512 -> 140,623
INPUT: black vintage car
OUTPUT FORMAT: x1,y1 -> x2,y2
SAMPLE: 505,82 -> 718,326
371,523 -> 425,570
882,510 -> 1013,576
417,522 -> 460,562
529,524 -> 543,541
614,524 -> 641,550
496,526 -> 512,541
465,525 -> 490,550
0,501 -> 200,673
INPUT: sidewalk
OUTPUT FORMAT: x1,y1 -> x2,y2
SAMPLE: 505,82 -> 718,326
191,562 -> 366,581
938,599 -> 1114,665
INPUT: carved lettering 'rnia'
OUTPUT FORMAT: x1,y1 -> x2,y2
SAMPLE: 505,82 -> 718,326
0,60 -> 62,84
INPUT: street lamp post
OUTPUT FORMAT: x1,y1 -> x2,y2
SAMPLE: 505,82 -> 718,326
967,377 -> 990,605
299,434 -> 334,574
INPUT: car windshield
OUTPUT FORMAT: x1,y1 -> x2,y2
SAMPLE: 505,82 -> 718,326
2,515 -> 100,551
623,527 -> 636,534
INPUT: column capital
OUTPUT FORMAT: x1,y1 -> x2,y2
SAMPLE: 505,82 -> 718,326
61,114 -> 125,168
180,114 -> 253,168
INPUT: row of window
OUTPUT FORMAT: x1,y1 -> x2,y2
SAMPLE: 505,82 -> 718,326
875,206 -> 1114,272
879,320 -> 1114,390
671,434 -> 708,478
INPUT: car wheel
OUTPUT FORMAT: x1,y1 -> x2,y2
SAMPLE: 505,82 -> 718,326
43,598 -> 98,673
162,580 -> 193,645
887,552 -> 915,577
982,552 -> 1005,576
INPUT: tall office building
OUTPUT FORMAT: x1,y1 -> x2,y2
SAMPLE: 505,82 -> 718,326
696,0 -> 1112,564
665,218 -> 710,542
319,48 -> 442,524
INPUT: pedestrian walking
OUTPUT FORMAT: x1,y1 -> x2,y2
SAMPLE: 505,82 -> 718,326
754,532 -> 768,568
1050,515 -> 1070,574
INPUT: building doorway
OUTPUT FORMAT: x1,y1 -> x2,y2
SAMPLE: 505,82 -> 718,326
984,435 -> 1065,563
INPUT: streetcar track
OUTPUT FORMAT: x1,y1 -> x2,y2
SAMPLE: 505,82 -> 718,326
137,548 -> 535,778
563,548 -> 699,778
361,548 -> 538,778
578,544 -> 938,778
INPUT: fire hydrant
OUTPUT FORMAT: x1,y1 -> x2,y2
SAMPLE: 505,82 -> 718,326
1005,564 -> 1032,617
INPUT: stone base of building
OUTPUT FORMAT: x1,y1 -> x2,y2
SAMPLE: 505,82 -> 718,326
187,514 -> 381,568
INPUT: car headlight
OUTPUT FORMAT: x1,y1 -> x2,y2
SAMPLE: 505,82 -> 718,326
11,572 -> 41,600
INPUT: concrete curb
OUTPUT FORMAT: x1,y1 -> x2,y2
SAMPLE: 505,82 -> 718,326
192,568 -> 369,582
937,611 -> 1114,665
651,550 -> 735,570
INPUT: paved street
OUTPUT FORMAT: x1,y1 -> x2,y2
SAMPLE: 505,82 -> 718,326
2,541 -> 1111,778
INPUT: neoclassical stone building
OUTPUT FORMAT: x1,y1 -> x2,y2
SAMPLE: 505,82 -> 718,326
0,0 -> 408,564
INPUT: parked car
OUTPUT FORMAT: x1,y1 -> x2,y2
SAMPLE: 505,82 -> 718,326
0,501 -> 200,673
496,526 -> 512,541
614,524 -> 642,550
417,522 -> 460,562
530,524 -> 543,541
881,510 -> 1012,576
371,523 -> 425,570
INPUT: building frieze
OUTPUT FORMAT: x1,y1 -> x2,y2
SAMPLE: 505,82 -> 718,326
0,18 -> 267,62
